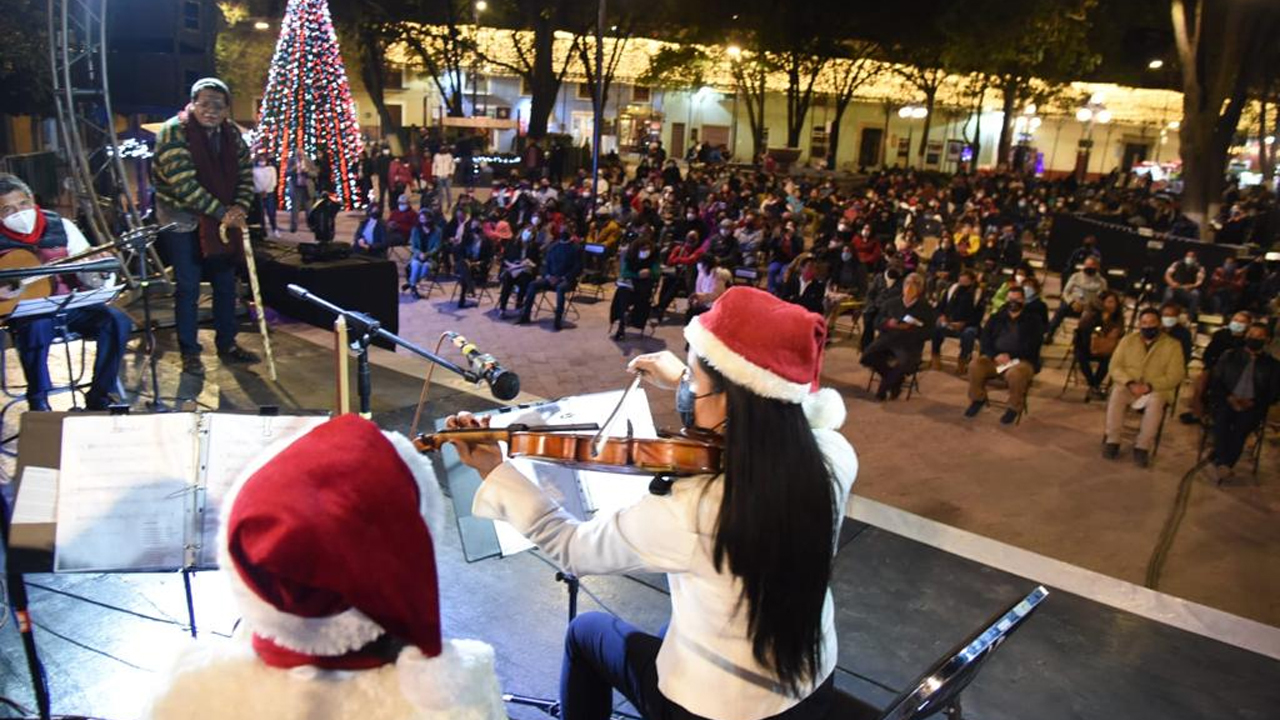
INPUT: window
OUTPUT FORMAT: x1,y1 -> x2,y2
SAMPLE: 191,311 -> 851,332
632,86 -> 651,103
577,82 -> 597,101
383,64 -> 404,90
520,76 -> 533,96
183,0 -> 201,30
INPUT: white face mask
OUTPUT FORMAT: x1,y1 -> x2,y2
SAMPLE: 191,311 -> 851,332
638,250 -> 651,260
1162,315 -> 1179,328
3,208 -> 38,235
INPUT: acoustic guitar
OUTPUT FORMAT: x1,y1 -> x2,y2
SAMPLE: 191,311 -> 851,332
0,250 -> 56,317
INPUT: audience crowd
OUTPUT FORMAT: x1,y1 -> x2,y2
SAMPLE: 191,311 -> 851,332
349,153 -> 1280,481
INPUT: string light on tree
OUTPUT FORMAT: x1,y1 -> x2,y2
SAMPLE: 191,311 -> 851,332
256,0 -> 364,209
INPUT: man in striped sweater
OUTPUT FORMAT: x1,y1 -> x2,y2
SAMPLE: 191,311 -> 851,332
152,77 -> 258,376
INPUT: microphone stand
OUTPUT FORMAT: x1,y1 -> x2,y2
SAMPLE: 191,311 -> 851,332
287,285 -> 478,416
119,225 -> 175,411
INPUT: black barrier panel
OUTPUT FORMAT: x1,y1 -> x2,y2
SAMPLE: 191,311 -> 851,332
1047,214 -> 1242,288
257,249 -> 400,350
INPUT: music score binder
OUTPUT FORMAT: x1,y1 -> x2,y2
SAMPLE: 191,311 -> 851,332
50,412 -> 326,572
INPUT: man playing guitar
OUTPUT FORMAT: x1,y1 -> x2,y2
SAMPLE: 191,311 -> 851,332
0,173 -> 131,411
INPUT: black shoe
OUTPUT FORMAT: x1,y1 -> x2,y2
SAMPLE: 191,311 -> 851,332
218,345 -> 260,364
889,383 -> 903,400
1133,448 -> 1150,468
516,315 -> 531,325
458,300 -> 471,309
410,287 -> 421,299
874,387 -> 889,402
1102,442 -> 1120,460
1042,334 -> 1054,345
613,328 -> 626,341
1178,411 -> 1200,425
84,391 -> 116,411
401,283 -> 411,291
1000,408 -> 1019,425
553,316 -> 564,331
27,396 -> 51,412
963,399 -> 987,418
182,354 -> 206,377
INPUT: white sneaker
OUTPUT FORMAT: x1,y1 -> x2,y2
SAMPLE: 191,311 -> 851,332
272,228 -> 280,238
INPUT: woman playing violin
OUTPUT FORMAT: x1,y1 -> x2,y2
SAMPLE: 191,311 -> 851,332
447,286 -> 857,720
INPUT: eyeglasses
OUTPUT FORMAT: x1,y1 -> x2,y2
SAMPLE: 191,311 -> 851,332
193,100 -> 228,112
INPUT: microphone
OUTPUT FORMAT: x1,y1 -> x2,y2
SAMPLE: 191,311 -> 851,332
443,331 -> 521,401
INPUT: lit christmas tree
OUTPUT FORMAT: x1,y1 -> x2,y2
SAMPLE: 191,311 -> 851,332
257,0 -> 363,209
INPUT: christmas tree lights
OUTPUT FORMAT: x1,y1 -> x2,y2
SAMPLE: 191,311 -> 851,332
257,0 -> 364,210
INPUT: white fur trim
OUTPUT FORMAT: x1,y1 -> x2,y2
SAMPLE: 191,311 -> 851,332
385,430 -> 446,537
802,388 -> 846,430
397,640 -> 506,720
216,428 -> 385,658
684,317 -> 812,403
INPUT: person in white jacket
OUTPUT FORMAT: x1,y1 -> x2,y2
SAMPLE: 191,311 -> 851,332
251,155 -> 279,237
449,286 -> 857,720
432,147 -> 457,208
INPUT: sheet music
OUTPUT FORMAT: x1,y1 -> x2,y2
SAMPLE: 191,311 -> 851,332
196,413 -> 328,566
55,414 -> 198,572
487,389 -> 657,556
11,466 -> 59,525
8,285 -> 125,320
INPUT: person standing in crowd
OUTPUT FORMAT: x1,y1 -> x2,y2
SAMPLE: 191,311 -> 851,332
152,77 -> 259,376
446,287 -> 856,720
930,269 -> 983,374
1205,322 -> 1278,481
610,236 -> 660,341
0,174 -> 132,410
252,154 -> 278,238
1180,310 -> 1253,425
357,145 -> 375,207
285,148 -> 314,234
1102,308 -> 1186,467
1073,290 -> 1125,400
1163,250 -> 1206,320
518,231 -> 582,330
964,285 -> 1044,425
389,154 -> 414,199
433,145 -> 457,209
497,225 -> 542,317
1046,255 -> 1107,343
375,144 -> 393,208
862,273 -> 934,401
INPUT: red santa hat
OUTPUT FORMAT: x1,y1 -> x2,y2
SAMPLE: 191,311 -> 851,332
684,286 -> 846,429
218,414 -> 448,669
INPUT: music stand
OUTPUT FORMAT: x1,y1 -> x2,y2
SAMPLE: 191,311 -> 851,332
872,585 -> 1050,720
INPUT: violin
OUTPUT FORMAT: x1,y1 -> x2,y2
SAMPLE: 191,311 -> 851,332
413,423 -> 723,477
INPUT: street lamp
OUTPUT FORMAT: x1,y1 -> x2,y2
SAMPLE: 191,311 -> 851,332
726,44 -> 742,59
253,20 -> 270,30
1148,58 -> 1164,70
1075,95 -> 1110,180
897,105 -> 928,167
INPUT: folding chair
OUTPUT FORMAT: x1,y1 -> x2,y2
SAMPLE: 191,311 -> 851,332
988,374 -> 1030,424
576,243 -> 613,302
1,322 -> 91,455
865,361 -> 923,400
1196,404 -> 1271,483
731,266 -> 763,287
1106,385 -> 1180,464
533,282 -> 581,322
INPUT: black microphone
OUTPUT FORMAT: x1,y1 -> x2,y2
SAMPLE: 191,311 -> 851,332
443,331 -> 521,401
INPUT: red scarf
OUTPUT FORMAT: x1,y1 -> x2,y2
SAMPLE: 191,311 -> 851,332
182,111 -> 244,260
0,207 -> 49,245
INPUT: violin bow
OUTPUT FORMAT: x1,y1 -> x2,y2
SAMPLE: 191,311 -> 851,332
590,372 -> 643,458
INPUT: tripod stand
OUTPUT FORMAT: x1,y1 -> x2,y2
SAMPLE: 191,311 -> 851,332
502,571 -> 580,717
118,225 -> 172,411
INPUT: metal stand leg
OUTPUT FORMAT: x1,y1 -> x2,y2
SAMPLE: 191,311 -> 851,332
7,571 -> 52,719
501,572 -> 581,718
182,567 -> 197,638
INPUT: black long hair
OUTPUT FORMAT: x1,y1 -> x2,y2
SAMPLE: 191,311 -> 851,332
700,359 -> 837,695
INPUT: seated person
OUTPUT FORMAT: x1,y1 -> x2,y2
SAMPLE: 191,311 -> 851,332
481,211 -> 513,246
990,262 -> 1035,314
930,270 -> 983,374
1102,308 -> 1187,467
385,194 -> 417,245
1159,301 -> 1193,364
953,223 -> 982,264
1062,234 -> 1102,278
964,285 -> 1044,425
707,220 -> 742,269
687,254 -> 732,321
1180,310 -> 1252,424
860,260 -> 904,351
0,173 -> 131,411
497,225 -> 542,316
610,237 -> 660,340
861,273 -> 934,401
1206,257 -> 1246,316
518,231 -> 583,331
403,210 -> 441,298
926,237 -> 961,298
828,241 -> 864,298
780,255 -> 826,315
1073,290 -> 1126,399
1163,250 -> 1205,320
1204,322 -> 1278,481
1022,275 -> 1049,326
1045,255 -> 1107,342
586,211 -> 622,252
352,204 -> 388,256
656,230 -> 708,320
146,415 -> 505,720
454,219 -> 494,310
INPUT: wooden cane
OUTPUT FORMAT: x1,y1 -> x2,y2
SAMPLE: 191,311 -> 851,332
334,315 -> 351,415
236,228 -> 278,381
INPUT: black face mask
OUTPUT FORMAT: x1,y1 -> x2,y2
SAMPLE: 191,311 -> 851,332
1006,300 -> 1024,313
1140,327 -> 1160,340
1083,267 -> 1098,276
676,376 -> 721,431
1245,337 -> 1266,352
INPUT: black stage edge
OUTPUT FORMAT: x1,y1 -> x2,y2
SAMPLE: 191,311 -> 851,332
256,247 -> 399,350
